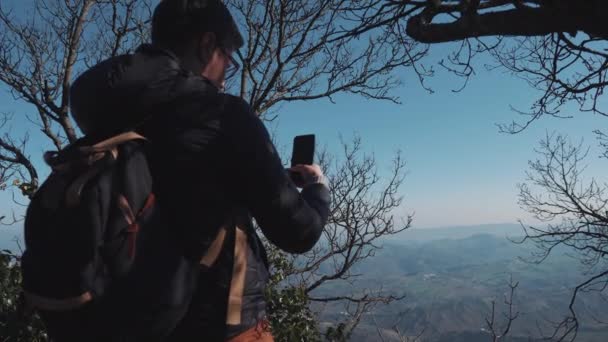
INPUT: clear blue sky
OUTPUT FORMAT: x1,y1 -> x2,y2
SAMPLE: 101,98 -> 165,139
268,43 -> 608,228
1,9 -> 606,230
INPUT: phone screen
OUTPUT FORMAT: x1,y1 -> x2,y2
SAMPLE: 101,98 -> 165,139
291,134 -> 315,166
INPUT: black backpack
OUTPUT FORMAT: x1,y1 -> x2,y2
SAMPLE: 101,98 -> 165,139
21,131 -> 198,341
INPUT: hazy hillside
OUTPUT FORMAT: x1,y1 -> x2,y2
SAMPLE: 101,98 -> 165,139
3,223 -> 607,341
313,225 -> 608,342
387,223 -> 526,242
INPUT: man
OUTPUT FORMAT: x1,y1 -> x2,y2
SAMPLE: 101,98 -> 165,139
69,0 -> 330,340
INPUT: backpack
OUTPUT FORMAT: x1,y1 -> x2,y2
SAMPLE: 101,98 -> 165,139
21,131 -> 198,341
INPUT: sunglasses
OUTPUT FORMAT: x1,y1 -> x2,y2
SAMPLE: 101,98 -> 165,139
221,47 -> 240,80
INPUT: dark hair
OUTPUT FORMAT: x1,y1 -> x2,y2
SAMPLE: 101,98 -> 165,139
152,0 -> 244,52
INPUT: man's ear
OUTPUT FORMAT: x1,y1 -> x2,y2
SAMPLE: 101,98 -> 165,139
198,32 -> 217,64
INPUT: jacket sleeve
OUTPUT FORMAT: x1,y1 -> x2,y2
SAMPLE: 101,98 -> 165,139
222,96 -> 330,254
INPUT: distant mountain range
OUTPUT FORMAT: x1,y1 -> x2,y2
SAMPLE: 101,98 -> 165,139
3,223 -> 606,341
1,222 -> 526,252
313,225 -> 608,342
387,223 -> 527,242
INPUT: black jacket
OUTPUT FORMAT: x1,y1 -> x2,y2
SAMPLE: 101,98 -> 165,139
69,44 -> 330,340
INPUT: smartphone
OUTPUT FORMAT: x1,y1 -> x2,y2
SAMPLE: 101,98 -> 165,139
291,134 -> 315,167
290,134 -> 315,184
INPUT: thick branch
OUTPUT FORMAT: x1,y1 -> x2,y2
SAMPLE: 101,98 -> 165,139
407,4 -> 608,43
59,0 -> 94,143
0,136 -> 38,191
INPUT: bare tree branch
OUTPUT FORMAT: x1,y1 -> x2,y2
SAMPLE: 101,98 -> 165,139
483,276 -> 520,342
392,0 -> 608,131
0,113 -> 38,198
517,133 -> 608,341
0,0 -> 154,198
372,310 -> 425,342
228,0 -> 430,117
406,1 -> 608,43
264,136 -> 411,335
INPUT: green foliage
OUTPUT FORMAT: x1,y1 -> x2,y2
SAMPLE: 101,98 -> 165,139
264,245 -> 322,342
0,252 -> 47,342
263,244 -> 351,342
324,323 -> 350,342
9,179 -> 38,198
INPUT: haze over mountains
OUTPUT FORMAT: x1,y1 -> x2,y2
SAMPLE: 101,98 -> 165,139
3,223 -> 607,341
313,224 -> 608,342
387,223 -> 526,242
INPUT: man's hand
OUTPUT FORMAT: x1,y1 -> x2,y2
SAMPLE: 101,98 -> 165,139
287,164 -> 326,188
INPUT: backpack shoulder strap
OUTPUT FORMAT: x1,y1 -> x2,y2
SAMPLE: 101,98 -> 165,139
89,131 -> 147,154
43,131 -> 148,207
44,131 -> 147,170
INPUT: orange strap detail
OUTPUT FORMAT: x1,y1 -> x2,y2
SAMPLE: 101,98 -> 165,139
117,193 -> 156,259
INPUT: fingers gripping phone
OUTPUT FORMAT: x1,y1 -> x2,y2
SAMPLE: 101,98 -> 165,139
290,134 -> 315,184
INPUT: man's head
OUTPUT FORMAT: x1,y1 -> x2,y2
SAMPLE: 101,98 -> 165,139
152,0 -> 244,90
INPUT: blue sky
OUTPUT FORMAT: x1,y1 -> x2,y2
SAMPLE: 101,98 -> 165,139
268,43 -> 608,228
0,8 -> 607,230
